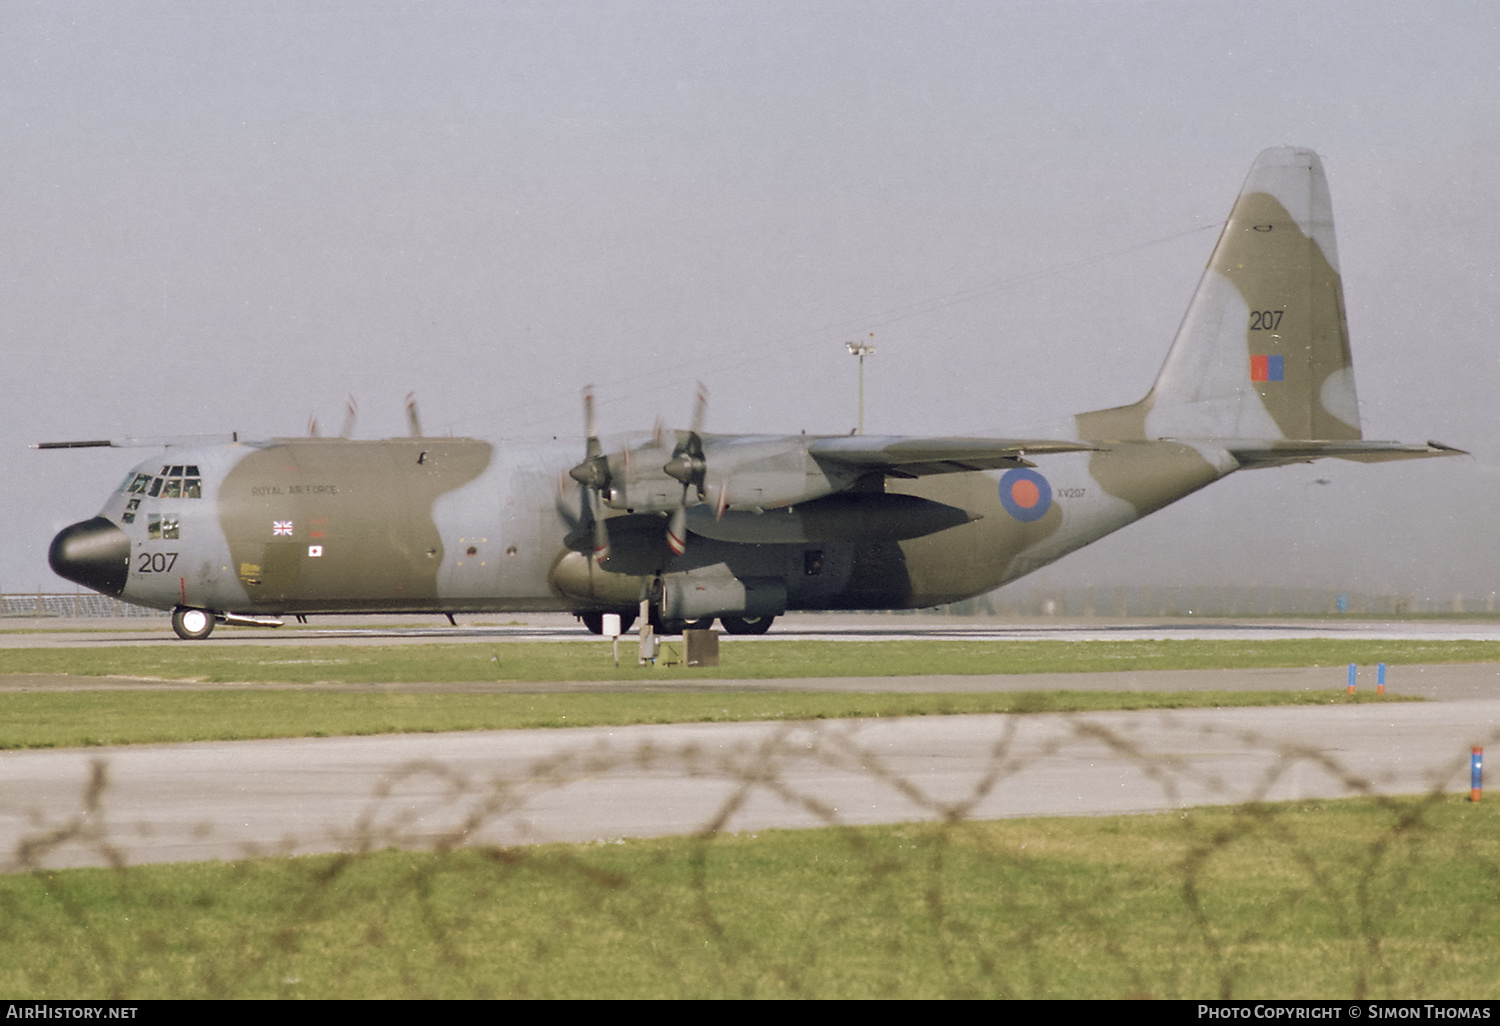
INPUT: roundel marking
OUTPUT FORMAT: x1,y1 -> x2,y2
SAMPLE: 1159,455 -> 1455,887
998,468 -> 1052,522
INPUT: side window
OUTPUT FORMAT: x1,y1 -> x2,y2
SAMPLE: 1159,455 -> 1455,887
147,514 -> 180,540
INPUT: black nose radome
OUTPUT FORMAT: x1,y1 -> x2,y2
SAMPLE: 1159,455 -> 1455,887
49,517 -> 130,597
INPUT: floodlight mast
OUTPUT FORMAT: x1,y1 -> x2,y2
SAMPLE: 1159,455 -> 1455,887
846,335 -> 875,435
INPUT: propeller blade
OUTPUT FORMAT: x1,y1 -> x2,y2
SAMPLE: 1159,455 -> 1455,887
689,382 -> 707,436
568,387 -> 613,491
590,489 -> 610,562
308,414 -> 320,438
571,386 -> 611,561
662,383 -> 708,496
339,396 -> 357,439
661,382 -> 709,555
583,386 -> 605,456
405,393 -> 423,438
666,505 -> 688,557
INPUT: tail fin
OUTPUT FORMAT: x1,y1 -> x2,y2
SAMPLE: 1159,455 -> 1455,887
1078,147 -> 1361,443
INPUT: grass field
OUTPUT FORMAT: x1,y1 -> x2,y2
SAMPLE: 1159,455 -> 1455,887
0,687 -> 1417,749
4,636 -> 1500,683
3,793 -> 1495,999
0,636 -> 1468,747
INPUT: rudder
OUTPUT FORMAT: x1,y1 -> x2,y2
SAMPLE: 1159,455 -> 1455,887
1078,147 -> 1361,443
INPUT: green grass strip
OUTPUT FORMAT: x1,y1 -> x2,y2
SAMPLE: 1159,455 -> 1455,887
3,794 -> 1495,998
3,637 -> 1499,682
0,688 -> 1415,750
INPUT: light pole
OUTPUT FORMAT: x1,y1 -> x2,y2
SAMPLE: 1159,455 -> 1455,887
846,335 -> 875,435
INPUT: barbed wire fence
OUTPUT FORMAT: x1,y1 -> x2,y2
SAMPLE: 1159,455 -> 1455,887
2,714 -> 1496,998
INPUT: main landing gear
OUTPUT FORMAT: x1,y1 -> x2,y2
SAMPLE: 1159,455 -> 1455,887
720,615 -> 775,635
171,606 -> 216,640
576,611 -> 776,636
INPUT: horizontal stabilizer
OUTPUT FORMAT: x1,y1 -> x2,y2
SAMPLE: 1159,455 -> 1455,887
1228,439 -> 1466,469
809,436 -> 1096,477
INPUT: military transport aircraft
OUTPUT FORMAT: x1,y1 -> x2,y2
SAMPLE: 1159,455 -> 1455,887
43,147 -> 1461,639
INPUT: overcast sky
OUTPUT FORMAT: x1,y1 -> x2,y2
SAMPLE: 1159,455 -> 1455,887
4,1 -> 1497,601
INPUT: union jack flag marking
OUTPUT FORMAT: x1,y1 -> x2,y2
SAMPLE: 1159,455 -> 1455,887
273,521 -> 294,536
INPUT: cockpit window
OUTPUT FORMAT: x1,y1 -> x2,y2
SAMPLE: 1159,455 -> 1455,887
140,464 -> 204,500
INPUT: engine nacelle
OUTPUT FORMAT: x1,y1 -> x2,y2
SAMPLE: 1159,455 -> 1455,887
602,436 -> 859,514
657,573 -> 787,621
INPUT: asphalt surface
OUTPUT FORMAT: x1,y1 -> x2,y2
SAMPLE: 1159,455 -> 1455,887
2,615 -> 1497,871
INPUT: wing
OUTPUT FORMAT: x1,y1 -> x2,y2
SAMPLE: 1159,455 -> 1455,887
808,435 -> 1098,478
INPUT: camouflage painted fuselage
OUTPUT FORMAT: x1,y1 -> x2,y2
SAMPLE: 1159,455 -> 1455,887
86,434 -> 1229,618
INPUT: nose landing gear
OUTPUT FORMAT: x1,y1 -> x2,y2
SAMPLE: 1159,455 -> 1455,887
171,606 -> 216,640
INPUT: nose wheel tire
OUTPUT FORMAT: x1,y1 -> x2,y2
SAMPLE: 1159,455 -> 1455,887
172,607 -> 216,640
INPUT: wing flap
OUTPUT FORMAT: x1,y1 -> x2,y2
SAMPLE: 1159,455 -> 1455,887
808,436 -> 1097,477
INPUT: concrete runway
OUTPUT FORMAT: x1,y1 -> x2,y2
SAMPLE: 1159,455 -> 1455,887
3,616 -> 1498,872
